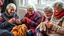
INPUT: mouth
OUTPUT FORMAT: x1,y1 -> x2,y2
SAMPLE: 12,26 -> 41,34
10,12 -> 12,13
9,12 -> 13,14
55,11 -> 59,13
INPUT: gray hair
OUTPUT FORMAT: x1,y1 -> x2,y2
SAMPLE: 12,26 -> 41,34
43,7 -> 53,13
53,2 -> 63,9
6,3 -> 16,10
26,4 -> 36,11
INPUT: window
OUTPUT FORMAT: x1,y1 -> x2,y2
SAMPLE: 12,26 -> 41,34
41,0 -> 56,4
19,0 -> 38,7
19,0 -> 62,8
27,0 -> 38,4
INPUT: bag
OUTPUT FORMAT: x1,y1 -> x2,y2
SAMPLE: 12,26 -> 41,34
11,24 -> 28,36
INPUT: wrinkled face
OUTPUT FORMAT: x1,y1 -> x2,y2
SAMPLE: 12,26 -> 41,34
54,7 -> 61,14
27,8 -> 34,15
7,6 -> 15,15
45,11 -> 52,17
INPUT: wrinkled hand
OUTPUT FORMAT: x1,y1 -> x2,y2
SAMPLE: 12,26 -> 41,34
46,22 -> 53,29
23,17 -> 31,24
22,17 -> 27,22
16,19 -> 21,24
8,18 -> 15,24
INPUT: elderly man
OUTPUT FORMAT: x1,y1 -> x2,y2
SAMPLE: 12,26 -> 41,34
0,3 -> 20,36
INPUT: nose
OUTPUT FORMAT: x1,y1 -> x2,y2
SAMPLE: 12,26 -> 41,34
11,10 -> 14,13
12,11 -> 14,12
10,11 -> 14,14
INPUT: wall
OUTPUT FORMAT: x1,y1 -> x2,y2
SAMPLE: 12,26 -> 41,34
16,0 -> 44,19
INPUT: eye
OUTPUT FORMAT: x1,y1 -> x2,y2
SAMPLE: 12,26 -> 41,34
11,9 -> 14,11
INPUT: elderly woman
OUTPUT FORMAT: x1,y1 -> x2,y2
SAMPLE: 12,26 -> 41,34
41,7 -> 53,22
22,5 -> 42,36
45,2 -> 64,36
36,7 -> 53,36
0,3 -> 20,36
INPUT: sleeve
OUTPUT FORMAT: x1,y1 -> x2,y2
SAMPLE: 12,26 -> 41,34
52,19 -> 64,34
34,15 -> 42,26
0,15 -> 11,28
15,13 -> 19,19
28,15 -> 42,27
22,15 -> 42,27
0,20 -> 10,28
36,22 -> 42,30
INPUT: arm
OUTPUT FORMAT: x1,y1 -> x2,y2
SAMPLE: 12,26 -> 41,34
0,16 -> 15,28
22,16 -> 42,27
36,22 -> 43,29
33,16 -> 42,26
0,20 -> 11,28
0,15 -> 10,28
52,20 -> 64,34
36,16 -> 45,29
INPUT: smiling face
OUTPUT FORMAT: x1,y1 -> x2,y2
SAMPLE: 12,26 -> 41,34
45,10 -> 53,17
54,7 -> 62,15
27,8 -> 34,15
7,6 -> 15,15
53,2 -> 63,15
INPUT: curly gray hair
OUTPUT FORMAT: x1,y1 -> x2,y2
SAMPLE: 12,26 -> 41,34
26,4 -> 36,11
43,7 -> 53,13
53,2 -> 64,9
6,3 -> 16,10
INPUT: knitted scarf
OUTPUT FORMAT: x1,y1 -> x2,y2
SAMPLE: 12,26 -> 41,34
54,10 -> 64,19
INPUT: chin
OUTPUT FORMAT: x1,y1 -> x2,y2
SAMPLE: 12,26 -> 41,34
29,14 -> 32,15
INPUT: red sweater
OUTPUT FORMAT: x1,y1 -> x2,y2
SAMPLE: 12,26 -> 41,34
22,12 -> 42,34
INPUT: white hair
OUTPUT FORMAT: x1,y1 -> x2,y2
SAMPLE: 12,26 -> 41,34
43,6 -> 53,13
53,1 -> 64,9
6,3 -> 16,10
26,4 -> 36,11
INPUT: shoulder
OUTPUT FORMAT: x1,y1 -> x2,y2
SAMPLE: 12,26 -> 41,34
34,12 -> 41,17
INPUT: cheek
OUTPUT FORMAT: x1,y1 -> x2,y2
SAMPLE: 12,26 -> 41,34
46,13 -> 51,17
10,10 -> 12,12
54,10 -> 58,12
8,9 -> 12,12
54,8 -> 59,12
8,9 -> 10,13
28,12 -> 31,14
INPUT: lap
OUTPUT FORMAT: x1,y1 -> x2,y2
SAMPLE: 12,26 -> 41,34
0,29 -> 13,36
48,34 -> 64,36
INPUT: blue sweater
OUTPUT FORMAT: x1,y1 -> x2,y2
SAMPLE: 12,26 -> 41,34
0,11 -> 19,31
